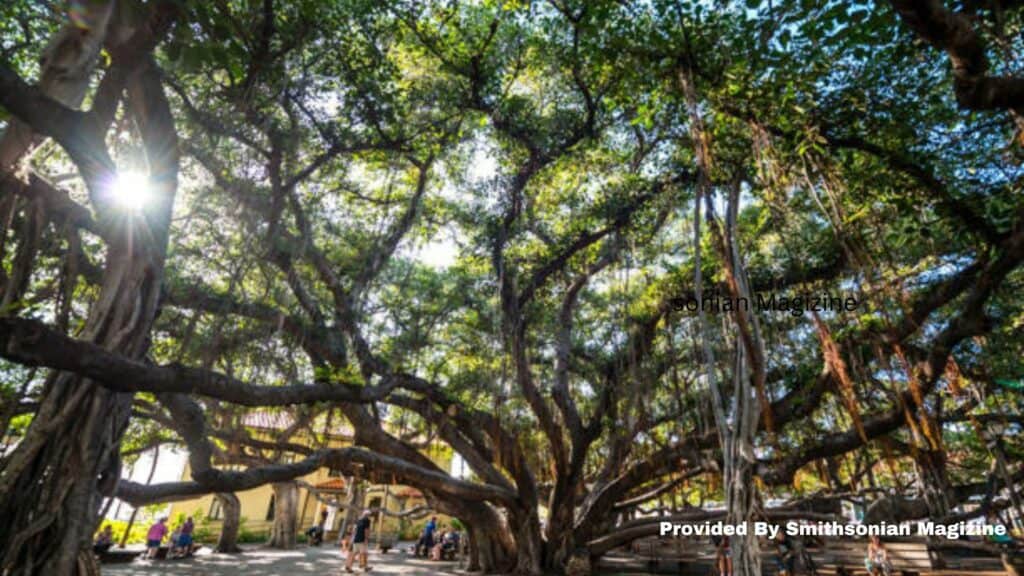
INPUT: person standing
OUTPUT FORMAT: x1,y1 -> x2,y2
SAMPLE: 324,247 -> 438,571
344,510 -> 372,573
715,535 -> 732,576
145,517 -> 168,559
418,516 -> 437,557
174,516 -> 195,557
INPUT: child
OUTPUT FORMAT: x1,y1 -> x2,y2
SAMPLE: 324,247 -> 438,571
168,526 -> 182,558
864,536 -> 891,576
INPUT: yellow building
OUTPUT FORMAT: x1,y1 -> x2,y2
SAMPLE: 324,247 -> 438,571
167,411 -> 448,542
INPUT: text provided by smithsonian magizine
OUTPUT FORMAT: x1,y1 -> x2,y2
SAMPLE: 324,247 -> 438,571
658,520 -> 1008,540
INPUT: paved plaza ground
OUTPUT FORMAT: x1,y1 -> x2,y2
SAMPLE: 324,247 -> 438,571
103,544 -> 467,576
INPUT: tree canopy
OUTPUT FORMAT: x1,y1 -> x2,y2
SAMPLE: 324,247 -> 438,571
0,1 -> 1022,575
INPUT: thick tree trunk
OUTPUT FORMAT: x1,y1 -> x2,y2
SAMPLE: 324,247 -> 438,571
267,481 -> 299,549
433,498 -> 515,574
215,493 -> 242,553
473,526 -> 513,574
510,509 -> 544,576
75,550 -> 101,576
0,59 -> 177,575
545,475 -> 582,570
466,528 -> 481,572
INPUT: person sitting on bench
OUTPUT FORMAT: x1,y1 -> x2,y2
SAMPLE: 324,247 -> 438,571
986,512 -> 1021,547
430,528 -> 447,560
93,525 -> 114,555
171,517 -> 195,558
441,530 -> 460,560
168,527 -> 182,557
865,536 -> 892,576
772,531 -> 796,576
307,508 -> 328,546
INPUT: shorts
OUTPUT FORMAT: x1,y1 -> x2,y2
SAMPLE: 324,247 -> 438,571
866,559 -> 889,572
146,539 -> 161,549
351,541 -> 367,553
178,534 -> 193,547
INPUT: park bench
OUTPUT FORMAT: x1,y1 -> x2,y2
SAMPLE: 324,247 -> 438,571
927,538 -> 1023,575
618,535 -> 1012,576
808,539 -> 933,575
152,543 -> 203,560
628,537 -> 718,575
808,538 -> 1014,576
96,550 -> 139,564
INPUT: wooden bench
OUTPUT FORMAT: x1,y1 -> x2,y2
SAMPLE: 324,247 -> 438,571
929,539 -> 1023,575
626,537 -> 723,575
808,538 -> 1019,576
809,539 -> 933,575
96,550 -> 139,564
613,536 -> 1012,576
152,543 -> 203,560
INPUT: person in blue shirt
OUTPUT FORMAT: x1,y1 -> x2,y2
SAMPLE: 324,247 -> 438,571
417,516 -> 437,557
344,510 -> 373,573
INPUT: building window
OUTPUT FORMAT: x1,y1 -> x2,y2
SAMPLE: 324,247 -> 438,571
265,495 -> 275,521
209,498 -> 223,520
368,497 -> 381,509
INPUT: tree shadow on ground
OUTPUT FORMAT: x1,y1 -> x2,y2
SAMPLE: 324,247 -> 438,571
103,545 -> 465,576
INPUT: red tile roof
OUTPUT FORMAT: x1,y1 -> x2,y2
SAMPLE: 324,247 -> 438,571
314,478 -> 347,491
237,410 -> 353,436
394,487 -> 423,499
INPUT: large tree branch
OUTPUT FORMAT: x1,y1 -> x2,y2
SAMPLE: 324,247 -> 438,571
115,445 -> 516,507
0,63 -> 113,194
890,0 -> 1024,111
0,316 -> 433,406
760,224 -> 1024,484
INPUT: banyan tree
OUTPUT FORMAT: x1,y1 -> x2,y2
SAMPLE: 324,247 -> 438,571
1,1 -> 1023,575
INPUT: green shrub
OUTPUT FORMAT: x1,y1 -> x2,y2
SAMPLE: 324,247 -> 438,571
237,523 -> 267,544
